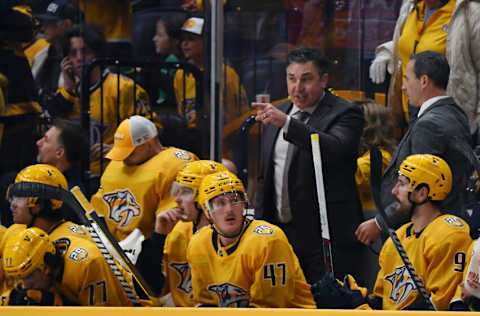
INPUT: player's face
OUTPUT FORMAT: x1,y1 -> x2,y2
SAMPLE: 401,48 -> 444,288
287,61 -> 327,109
402,60 -> 422,107
9,197 -> 34,225
36,126 -> 64,165
392,174 -> 412,215
123,143 -> 150,166
153,21 -> 171,54
69,37 -> 96,77
181,33 -> 203,64
22,269 -> 50,290
172,184 -> 199,222
209,192 -> 245,239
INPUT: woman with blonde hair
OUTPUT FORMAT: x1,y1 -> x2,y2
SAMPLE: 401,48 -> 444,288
353,99 -> 397,212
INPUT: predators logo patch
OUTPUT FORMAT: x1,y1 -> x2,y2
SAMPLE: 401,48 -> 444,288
103,189 -> 141,227
69,247 -> 89,263
253,224 -> 274,236
385,266 -> 417,305
170,262 -> 192,293
444,216 -> 464,228
173,150 -> 194,161
207,282 -> 250,307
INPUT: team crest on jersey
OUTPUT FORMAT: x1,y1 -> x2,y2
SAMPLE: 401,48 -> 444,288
103,190 -> 141,227
68,225 -> 87,236
207,282 -> 250,307
444,216 -> 464,228
173,150 -> 193,161
170,262 -> 192,293
69,247 -> 89,263
385,266 -> 417,304
253,224 -> 274,236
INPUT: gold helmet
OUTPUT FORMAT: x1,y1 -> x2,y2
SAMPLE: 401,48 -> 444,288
10,164 -> 68,210
398,154 -> 452,201
3,227 -> 55,279
198,171 -> 247,217
172,160 -> 228,201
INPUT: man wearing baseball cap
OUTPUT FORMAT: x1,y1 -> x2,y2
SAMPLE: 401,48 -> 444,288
173,16 -> 248,159
91,115 -> 198,243
28,0 -> 84,109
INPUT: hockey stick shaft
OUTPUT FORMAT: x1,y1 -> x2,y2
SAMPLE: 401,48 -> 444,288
70,186 -> 160,306
369,147 -> 435,310
310,133 -> 334,275
9,182 -> 142,306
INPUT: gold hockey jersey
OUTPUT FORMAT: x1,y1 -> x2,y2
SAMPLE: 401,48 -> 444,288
173,64 -> 249,129
187,219 -> 316,308
91,147 -> 197,241
162,221 -> 196,306
372,214 -> 471,310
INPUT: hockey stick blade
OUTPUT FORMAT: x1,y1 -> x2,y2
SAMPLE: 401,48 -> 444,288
369,146 -> 435,310
310,133 -> 334,276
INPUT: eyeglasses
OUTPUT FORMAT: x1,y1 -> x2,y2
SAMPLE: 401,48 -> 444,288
209,193 -> 245,212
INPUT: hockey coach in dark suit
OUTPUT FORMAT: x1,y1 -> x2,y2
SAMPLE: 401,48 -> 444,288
253,46 -> 367,284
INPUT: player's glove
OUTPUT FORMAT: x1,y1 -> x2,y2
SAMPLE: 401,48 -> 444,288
369,49 -> 394,84
9,288 -> 63,306
312,273 -> 370,309
341,274 -> 370,309
311,272 -> 348,308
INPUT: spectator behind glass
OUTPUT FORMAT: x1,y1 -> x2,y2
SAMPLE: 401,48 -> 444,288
352,99 -> 397,213
369,0 -> 480,138
50,23 -> 155,175
150,15 -> 185,108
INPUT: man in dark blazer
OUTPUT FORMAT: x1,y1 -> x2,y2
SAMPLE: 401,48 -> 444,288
356,51 -> 474,246
253,47 -> 366,284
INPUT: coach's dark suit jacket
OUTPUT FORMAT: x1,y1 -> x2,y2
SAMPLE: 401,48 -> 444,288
378,96 -> 473,229
255,90 -> 365,269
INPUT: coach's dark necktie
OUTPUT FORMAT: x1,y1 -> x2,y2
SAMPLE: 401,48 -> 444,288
279,110 -> 310,223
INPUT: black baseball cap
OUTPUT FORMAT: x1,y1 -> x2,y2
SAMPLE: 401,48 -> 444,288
36,0 -> 84,23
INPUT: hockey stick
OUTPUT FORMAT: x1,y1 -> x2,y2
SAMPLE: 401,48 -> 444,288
8,182 -> 159,306
310,133 -> 334,276
70,186 -> 160,306
369,146 -> 436,310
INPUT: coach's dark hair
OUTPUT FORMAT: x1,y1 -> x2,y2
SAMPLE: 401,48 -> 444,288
52,119 -> 89,168
410,51 -> 450,90
67,23 -> 108,58
287,47 -> 329,76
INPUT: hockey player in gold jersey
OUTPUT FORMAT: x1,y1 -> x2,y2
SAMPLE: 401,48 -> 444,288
187,171 -> 315,308
135,160 -> 227,306
0,226 -> 132,306
91,115 -> 197,242
312,154 -> 472,311
0,164 -> 133,306
6,164 -> 89,242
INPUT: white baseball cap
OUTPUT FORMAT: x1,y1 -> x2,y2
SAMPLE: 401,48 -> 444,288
106,116 -> 158,161
181,17 -> 204,36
